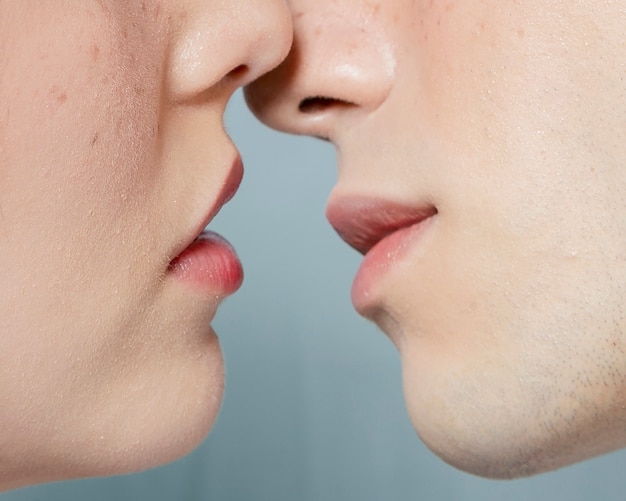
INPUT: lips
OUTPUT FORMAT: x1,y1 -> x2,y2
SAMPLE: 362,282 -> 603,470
326,197 -> 437,312
168,156 -> 244,296
326,198 -> 437,255
168,231 -> 243,295
199,156 -> 244,234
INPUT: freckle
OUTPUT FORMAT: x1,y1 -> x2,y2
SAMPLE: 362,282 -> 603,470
51,86 -> 68,104
90,44 -> 100,62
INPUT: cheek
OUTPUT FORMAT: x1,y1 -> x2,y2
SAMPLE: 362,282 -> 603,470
0,13 -> 165,261
409,0 -> 625,167
0,7 -> 171,358
0,4 -> 229,480
367,0 -> 626,477
406,1 -> 568,154
389,178 -> 626,476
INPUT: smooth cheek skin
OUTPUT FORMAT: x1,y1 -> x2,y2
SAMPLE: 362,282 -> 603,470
247,0 -> 626,478
0,0 -> 280,488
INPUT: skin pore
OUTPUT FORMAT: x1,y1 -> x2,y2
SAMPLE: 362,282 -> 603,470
246,0 -> 626,478
0,1 -> 291,491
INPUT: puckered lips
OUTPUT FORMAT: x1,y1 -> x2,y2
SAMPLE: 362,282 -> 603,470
168,157 -> 244,296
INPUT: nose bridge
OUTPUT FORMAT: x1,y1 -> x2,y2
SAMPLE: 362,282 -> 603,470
246,3 -> 395,137
168,0 -> 293,101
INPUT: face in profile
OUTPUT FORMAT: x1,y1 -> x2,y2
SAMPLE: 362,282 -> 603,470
247,0 -> 626,478
0,0 -> 291,490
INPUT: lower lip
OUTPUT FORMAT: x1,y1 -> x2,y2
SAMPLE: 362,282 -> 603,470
168,231 -> 243,296
351,216 -> 434,312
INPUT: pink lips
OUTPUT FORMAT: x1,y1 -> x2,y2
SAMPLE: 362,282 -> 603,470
169,231 -> 243,295
326,198 -> 437,312
168,157 -> 244,296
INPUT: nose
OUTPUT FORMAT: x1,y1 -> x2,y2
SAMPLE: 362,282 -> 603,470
167,0 -> 293,102
245,2 -> 394,140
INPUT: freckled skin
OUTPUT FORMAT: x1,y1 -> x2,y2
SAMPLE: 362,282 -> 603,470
0,0 -> 291,491
247,0 -> 626,478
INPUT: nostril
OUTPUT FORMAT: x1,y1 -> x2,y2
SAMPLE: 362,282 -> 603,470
298,96 -> 354,114
227,64 -> 249,82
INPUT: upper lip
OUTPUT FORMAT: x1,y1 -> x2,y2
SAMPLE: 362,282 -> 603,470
171,155 -> 243,260
204,154 -> 244,227
326,197 -> 437,254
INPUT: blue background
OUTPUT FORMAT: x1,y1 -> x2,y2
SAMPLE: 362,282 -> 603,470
5,92 -> 626,500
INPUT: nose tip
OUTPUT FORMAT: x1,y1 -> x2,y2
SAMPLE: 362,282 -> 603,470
245,9 -> 395,138
168,1 -> 293,102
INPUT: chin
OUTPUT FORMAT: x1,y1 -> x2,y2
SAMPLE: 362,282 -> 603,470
98,335 -> 226,477
402,362 -> 626,479
412,418 -> 619,480
409,418 -> 558,479
403,395 -> 552,478
9,331 -> 225,491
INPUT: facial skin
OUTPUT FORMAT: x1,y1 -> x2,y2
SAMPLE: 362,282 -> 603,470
246,0 -> 626,478
0,1 -> 291,491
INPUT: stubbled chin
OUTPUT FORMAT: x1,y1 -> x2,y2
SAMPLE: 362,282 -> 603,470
401,362 -> 623,479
